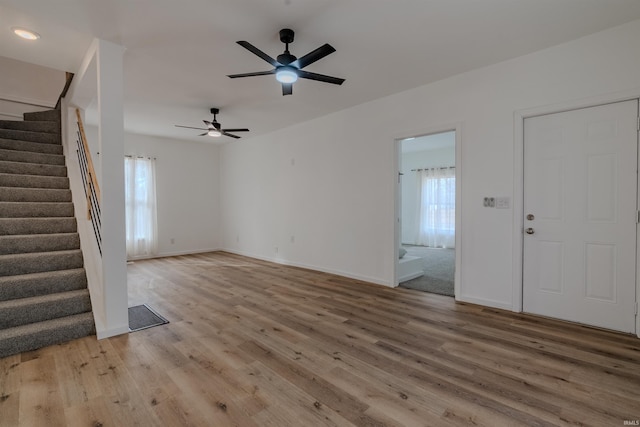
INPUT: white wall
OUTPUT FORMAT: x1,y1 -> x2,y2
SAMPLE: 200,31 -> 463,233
220,19 -> 640,310
0,55 -> 65,119
400,146 -> 455,244
124,133 -> 221,257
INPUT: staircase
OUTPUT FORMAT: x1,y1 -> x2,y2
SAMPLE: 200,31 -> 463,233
0,109 -> 95,359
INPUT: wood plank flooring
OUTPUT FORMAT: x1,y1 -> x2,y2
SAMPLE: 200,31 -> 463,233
1,251 -> 639,426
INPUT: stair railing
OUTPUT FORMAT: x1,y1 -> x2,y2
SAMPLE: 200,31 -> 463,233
75,108 -> 102,255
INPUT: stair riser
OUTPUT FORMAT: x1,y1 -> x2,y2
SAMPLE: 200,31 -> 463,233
24,110 -> 61,122
0,269 -> 87,301
0,120 -> 60,134
0,129 -> 60,145
0,291 -> 91,329
0,160 -> 67,177
0,233 -> 80,255
0,173 -> 69,189
0,202 -> 74,218
0,313 -> 95,359
0,187 -> 71,203
0,148 -> 65,166
0,138 -> 62,155
0,218 -> 77,235
0,251 -> 83,276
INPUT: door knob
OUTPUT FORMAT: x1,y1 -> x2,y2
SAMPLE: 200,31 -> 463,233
526,214 -> 534,220
525,228 -> 535,235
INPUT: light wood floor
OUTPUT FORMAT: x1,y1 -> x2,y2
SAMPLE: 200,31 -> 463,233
1,252 -> 639,426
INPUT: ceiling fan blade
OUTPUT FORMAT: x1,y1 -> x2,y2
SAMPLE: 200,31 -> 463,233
282,83 -> 293,96
292,43 -> 336,69
227,69 -> 276,79
297,70 -> 345,85
222,128 -> 250,133
222,132 -> 241,139
175,125 -> 208,130
199,132 -> 209,136
237,41 -> 279,66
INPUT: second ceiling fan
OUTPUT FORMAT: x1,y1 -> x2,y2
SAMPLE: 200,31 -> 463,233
228,28 -> 345,96
174,108 -> 249,139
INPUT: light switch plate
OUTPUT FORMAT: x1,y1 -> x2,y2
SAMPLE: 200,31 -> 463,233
495,197 -> 511,209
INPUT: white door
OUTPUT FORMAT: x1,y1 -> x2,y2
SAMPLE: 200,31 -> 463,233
523,100 -> 638,333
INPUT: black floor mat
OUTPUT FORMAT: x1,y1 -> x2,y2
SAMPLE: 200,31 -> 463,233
128,304 -> 169,332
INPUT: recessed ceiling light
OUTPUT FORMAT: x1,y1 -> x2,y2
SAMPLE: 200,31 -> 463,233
12,27 -> 40,40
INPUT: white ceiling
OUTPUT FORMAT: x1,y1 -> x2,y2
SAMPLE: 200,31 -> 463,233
2,0 -> 640,144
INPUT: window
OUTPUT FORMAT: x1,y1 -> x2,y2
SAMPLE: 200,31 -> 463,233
416,167 -> 455,248
124,156 -> 158,259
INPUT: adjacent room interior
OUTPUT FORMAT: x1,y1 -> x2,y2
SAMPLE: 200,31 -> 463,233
398,131 -> 456,297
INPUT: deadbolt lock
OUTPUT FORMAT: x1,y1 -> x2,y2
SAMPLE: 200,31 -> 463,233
526,214 -> 534,221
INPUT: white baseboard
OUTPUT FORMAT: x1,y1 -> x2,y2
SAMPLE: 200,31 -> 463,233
96,324 -> 129,340
127,247 -> 222,261
455,294 -> 513,311
221,248 -> 393,288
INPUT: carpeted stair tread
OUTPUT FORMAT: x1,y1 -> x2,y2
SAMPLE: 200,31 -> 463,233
0,249 -> 83,276
0,138 -> 62,155
0,217 -> 77,235
0,186 -> 71,202
0,289 -> 91,329
0,129 -> 60,145
0,173 -> 69,189
0,109 -> 95,359
0,148 -> 65,166
0,312 -> 94,359
0,201 -> 74,218
0,233 -> 80,255
0,120 -> 60,134
0,268 -> 87,301
24,110 -> 61,122
0,159 -> 67,177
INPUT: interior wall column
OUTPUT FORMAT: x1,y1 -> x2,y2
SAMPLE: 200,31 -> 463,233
96,39 -> 128,337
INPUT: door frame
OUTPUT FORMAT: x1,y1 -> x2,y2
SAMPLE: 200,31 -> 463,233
513,90 -> 640,337
392,122 -> 462,298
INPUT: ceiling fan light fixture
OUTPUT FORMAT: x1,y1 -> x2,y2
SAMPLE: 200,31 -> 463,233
208,129 -> 222,137
276,67 -> 298,83
12,27 -> 40,40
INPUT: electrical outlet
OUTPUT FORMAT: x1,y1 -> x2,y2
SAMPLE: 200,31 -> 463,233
290,235 -> 295,243
170,238 -> 175,244
275,247 -> 279,253
483,197 -> 496,208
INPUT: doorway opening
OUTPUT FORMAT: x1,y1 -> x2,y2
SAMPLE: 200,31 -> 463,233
396,130 -> 456,297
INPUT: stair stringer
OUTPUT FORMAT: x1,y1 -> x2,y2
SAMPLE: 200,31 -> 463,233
60,104 -> 109,338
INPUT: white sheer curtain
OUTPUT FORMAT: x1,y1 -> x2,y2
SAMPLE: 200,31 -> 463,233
415,167 -> 455,248
125,156 -> 158,259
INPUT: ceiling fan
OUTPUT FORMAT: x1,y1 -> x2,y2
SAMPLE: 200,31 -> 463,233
174,108 -> 249,139
227,28 -> 345,96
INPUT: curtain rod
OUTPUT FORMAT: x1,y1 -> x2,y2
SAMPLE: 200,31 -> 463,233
410,166 -> 455,172
125,155 -> 156,160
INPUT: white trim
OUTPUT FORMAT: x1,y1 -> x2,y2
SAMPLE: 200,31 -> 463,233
96,324 -> 129,340
127,247 -> 222,261
456,294 -> 513,311
514,89 -> 640,337
0,93 -> 55,109
392,122 -> 463,298
222,248 -> 391,287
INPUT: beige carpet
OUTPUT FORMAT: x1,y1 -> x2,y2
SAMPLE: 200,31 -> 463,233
399,246 -> 454,296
